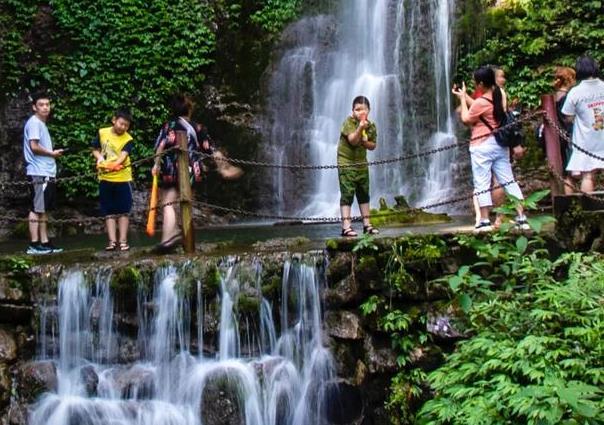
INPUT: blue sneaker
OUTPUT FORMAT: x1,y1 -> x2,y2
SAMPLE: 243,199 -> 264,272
41,241 -> 63,253
26,242 -> 52,255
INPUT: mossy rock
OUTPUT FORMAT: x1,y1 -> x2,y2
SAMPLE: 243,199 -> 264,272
326,253 -> 352,285
236,294 -> 261,314
369,207 -> 450,227
111,262 -> 154,297
202,263 -> 221,296
111,266 -> 144,292
326,239 -> 339,251
176,260 -> 209,297
261,275 -> 281,298
355,255 -> 380,286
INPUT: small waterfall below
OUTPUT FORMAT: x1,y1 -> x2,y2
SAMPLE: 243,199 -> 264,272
263,0 -> 459,217
30,257 -> 335,425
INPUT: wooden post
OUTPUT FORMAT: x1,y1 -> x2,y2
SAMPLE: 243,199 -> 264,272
176,130 -> 195,253
541,94 -> 564,196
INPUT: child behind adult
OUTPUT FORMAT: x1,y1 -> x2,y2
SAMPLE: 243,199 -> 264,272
91,109 -> 134,251
337,96 -> 379,237
452,66 -> 529,232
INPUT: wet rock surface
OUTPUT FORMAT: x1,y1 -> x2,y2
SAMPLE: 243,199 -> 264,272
16,360 -> 57,403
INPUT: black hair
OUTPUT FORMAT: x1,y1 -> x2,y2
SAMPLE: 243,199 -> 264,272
169,94 -> 194,117
113,108 -> 133,124
31,92 -> 50,105
352,96 -> 370,110
575,56 -> 600,81
473,66 -> 505,123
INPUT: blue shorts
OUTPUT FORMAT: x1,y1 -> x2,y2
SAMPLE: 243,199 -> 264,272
99,181 -> 133,216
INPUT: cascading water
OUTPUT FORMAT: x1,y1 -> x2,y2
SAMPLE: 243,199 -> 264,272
30,258 -> 335,425
263,0 -> 460,217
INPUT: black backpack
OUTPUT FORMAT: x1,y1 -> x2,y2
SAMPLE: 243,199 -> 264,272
479,97 -> 523,148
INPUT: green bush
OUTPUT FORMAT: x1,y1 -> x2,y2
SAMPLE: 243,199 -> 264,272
0,0 -> 302,200
456,0 -> 604,107
417,252 -> 604,424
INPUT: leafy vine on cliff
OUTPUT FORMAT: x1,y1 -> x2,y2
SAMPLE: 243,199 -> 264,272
455,0 -> 604,107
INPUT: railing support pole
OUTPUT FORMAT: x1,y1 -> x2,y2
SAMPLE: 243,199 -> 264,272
176,130 -> 195,253
541,94 -> 564,197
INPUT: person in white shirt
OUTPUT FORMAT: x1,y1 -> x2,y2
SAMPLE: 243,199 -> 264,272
562,56 -> 604,192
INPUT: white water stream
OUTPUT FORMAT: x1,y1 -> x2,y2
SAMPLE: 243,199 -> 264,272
32,259 -> 334,425
264,0 -> 458,217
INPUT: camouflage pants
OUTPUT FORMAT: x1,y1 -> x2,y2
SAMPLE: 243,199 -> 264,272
338,168 -> 370,206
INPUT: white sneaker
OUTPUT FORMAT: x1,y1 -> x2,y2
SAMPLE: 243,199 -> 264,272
514,218 -> 530,231
474,220 -> 493,233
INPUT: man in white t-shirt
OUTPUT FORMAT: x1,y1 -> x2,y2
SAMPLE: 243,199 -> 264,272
562,56 -> 604,192
23,93 -> 65,254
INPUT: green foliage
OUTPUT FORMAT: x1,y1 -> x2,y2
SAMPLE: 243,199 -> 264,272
0,255 -> 32,276
493,189 -> 556,233
385,236 -> 447,291
352,233 -> 379,254
250,0 -> 302,33
1,0 -> 302,200
456,0 -> 604,107
359,294 -> 380,316
417,253 -> 604,424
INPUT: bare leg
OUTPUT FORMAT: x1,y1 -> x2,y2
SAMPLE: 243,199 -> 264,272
28,211 -> 40,243
491,176 -> 505,228
480,206 -> 490,221
340,205 -> 352,230
118,216 -> 129,243
38,213 -> 49,243
106,218 -> 117,243
472,196 -> 481,226
580,172 -> 595,193
161,187 -> 180,243
359,203 -> 371,227
563,177 -> 575,195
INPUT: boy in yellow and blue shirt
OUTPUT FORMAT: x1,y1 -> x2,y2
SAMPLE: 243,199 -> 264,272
91,109 -> 134,251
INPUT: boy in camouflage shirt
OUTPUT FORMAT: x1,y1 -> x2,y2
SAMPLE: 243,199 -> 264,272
337,96 -> 379,237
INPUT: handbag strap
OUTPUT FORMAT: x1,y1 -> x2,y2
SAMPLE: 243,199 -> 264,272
478,96 -> 497,130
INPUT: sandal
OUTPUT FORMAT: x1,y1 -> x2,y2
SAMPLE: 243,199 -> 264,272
341,227 -> 358,237
363,225 -> 380,235
119,242 -> 130,251
105,241 -> 117,251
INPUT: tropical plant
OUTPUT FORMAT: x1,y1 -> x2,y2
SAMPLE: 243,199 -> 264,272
456,0 -> 604,107
417,252 -> 604,424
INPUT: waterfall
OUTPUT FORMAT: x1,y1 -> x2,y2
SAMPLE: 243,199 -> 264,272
263,0 -> 459,217
30,258 -> 335,425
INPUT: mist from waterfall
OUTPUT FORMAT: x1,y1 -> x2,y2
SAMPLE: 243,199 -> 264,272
263,0 -> 459,217
31,259 -> 335,425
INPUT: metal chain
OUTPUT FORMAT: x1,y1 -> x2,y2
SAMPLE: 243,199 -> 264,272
191,180 -> 521,223
543,113 -> 604,163
0,199 -> 182,224
0,147 -> 177,188
193,110 -> 545,170
0,110 -> 545,189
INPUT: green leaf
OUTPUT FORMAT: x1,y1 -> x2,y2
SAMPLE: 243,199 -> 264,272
458,293 -> 472,312
516,236 -> 528,254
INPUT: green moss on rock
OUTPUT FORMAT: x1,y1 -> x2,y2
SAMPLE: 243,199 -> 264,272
237,294 -> 261,314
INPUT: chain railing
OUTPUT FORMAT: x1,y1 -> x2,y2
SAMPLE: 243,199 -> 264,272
192,110 -> 545,170
0,147 -> 177,189
190,179 -> 522,223
3,108 -> 604,229
0,110 -> 543,190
